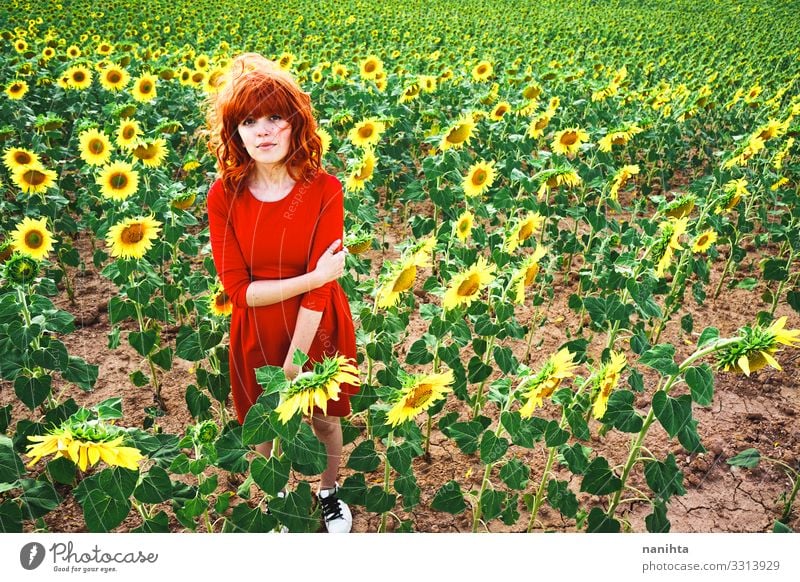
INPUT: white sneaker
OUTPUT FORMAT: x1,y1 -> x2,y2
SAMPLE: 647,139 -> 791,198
318,484 -> 352,533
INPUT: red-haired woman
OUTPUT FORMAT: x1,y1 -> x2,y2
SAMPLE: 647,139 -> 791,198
206,53 -> 357,533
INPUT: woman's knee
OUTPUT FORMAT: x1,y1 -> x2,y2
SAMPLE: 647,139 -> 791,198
311,414 -> 340,437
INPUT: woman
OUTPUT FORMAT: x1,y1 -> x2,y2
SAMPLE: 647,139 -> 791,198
206,53 -> 358,533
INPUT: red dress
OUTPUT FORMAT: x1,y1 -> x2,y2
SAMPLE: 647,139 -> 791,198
207,170 -> 358,424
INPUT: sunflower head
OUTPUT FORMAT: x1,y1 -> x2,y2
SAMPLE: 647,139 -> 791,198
517,348 -> 578,417
386,369 -> 455,427
11,216 -> 54,260
692,229 -> 718,253
442,256 -> 496,311
717,317 -> 800,376
106,215 -> 161,260
440,115 -> 476,151
591,351 -> 627,420
209,287 -> 232,316
275,355 -> 359,423
661,193 -> 696,219
3,253 -> 40,286
345,231 -> 373,255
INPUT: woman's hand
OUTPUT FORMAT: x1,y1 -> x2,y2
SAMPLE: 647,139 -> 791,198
312,239 -> 347,286
283,360 -> 301,380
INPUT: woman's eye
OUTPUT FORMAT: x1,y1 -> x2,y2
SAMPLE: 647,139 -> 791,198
270,114 -> 282,121
242,118 -> 254,126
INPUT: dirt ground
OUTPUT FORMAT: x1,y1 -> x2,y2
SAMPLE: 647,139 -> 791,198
3,205 -> 799,534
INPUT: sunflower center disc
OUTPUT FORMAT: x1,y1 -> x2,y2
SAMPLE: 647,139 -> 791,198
457,275 -> 480,297
122,224 -> 145,244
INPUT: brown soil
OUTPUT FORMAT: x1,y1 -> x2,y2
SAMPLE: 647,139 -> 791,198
3,208 -> 799,534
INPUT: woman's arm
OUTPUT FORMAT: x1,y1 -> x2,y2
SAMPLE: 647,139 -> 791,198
245,240 -> 345,308
282,306 -> 324,379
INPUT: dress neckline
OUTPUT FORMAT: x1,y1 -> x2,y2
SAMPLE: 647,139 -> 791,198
246,179 -> 301,204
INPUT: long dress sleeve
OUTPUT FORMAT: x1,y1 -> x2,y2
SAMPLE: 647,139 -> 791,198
207,180 -> 251,309
299,175 -> 344,313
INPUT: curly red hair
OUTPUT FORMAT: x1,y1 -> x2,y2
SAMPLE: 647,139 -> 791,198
207,53 -> 321,196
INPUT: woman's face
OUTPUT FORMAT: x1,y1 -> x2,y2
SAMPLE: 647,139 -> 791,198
237,114 -> 292,168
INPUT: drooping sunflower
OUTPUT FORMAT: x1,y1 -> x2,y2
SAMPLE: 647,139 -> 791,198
510,245 -> 547,304
345,149 -> 377,192
398,83 -> 421,104
518,348 -> 578,417
209,288 -> 233,316
131,138 -> 168,168
116,118 -> 142,150
12,164 -> 57,195
692,229 -> 718,253
5,80 -> 28,100
376,250 -> 431,309
386,369 -> 455,427
99,64 -> 129,91
454,210 -> 474,242
462,159 -> 496,197
471,60 -> 493,82
26,416 -> 143,471
551,127 -> 589,157
661,193 -> 696,219
65,65 -> 92,90
78,128 -> 112,166
591,351 -> 627,420
442,256 -> 496,311
717,317 -> 800,377
170,191 -> 196,210
131,73 -> 157,102
344,231 -> 373,255
653,217 -> 689,278
348,118 -> 385,148
275,355 -> 360,423
3,147 -> 39,172
609,164 -> 640,201
105,215 -> 162,259
359,55 -> 384,80
96,161 -> 139,201
10,216 -> 55,260
717,178 -> 749,213
440,114 -> 476,151
504,212 -> 544,253
598,123 -> 643,152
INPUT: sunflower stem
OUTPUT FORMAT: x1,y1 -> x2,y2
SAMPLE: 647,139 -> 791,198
471,335 -> 496,419
378,431 -> 394,533
527,445 -> 557,533
770,245 -> 795,317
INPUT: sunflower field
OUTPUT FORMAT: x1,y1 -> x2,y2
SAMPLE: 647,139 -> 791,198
1,0 -> 800,534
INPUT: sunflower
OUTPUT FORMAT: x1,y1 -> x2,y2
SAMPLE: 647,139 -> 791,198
116,118 -> 141,150
489,101 -> 511,121
376,250 -> 431,309
536,167 -> 582,202
591,351 -> 627,420
359,55 -> 383,80
78,128 -> 112,166
3,253 -> 40,285
5,80 -> 28,100
65,65 -> 92,90
99,64 -> 129,91
3,147 -> 39,172
277,52 -> 294,71
131,73 -> 157,102
13,38 -> 28,53
97,161 -> 139,202
106,215 -> 161,259
345,150 -> 377,192
66,45 -> 81,58
316,127 -> 332,158
95,40 -> 113,56
662,193 -> 696,219
518,348 -> 578,417
275,355 -> 360,423
11,164 -> 57,195
504,212 -> 544,253
462,159 -> 496,197
194,54 -> 210,70
692,229 -> 718,253
311,68 -> 324,83
10,216 -> 55,260
131,138 -> 168,168
526,112 -> 552,139
609,164 -> 640,201
510,245 -> 547,304
209,288 -> 233,316
653,217 -> 689,278
419,75 -> 437,93
25,418 -> 143,472
440,114 -> 476,151
480,83 -> 499,105
348,118 -> 385,148
717,317 -> 800,377
454,210 -> 474,242
551,127 -> 589,157
332,63 -> 349,78
772,138 -> 795,171
598,124 -> 643,152
471,60 -> 493,81
522,82 -> 542,101
386,369 -> 455,427
344,231 -> 373,255
442,256 -> 496,311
